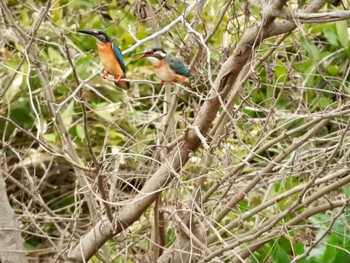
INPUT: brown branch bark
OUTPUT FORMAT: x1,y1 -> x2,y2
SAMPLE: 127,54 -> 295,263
280,10 -> 350,23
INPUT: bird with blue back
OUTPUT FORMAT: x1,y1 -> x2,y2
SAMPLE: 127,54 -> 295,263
78,29 -> 130,90
135,45 -> 191,87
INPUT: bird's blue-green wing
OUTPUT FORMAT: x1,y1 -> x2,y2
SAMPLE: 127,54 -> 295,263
166,57 -> 191,77
112,43 -> 126,73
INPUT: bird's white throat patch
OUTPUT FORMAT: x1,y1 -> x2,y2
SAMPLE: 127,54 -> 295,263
147,51 -> 167,64
158,51 -> 167,58
147,56 -> 159,64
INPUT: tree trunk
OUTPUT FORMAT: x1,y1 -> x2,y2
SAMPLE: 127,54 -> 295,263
0,169 -> 28,263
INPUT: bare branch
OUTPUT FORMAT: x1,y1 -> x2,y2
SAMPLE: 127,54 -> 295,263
123,0 -> 201,54
280,10 -> 350,23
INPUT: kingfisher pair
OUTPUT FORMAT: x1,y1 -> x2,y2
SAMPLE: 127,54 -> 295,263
78,29 -> 191,90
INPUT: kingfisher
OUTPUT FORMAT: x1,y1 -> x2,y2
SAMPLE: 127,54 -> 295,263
78,29 -> 130,90
135,45 -> 191,87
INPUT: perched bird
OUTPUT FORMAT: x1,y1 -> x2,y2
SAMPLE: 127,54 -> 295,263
78,29 -> 130,90
135,45 -> 191,87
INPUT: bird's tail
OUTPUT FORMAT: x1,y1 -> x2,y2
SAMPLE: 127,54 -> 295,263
183,78 -> 191,88
115,78 -> 130,90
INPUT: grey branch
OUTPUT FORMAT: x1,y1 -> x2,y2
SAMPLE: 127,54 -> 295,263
280,10 -> 350,23
122,0 -> 200,55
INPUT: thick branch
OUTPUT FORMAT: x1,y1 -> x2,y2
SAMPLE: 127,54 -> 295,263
0,167 -> 28,263
280,10 -> 350,23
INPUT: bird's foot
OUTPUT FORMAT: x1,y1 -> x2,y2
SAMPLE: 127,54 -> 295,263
101,71 -> 110,79
160,80 -> 175,86
114,75 -> 122,83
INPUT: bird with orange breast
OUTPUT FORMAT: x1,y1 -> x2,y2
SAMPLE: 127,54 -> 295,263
135,45 -> 191,87
78,29 -> 130,90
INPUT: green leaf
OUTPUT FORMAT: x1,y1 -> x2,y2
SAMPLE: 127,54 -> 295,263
42,133 -> 58,143
336,21 -> 349,49
4,73 -> 23,103
318,97 -> 333,109
10,100 -> 35,129
327,65 -> 339,76
76,124 -> 85,139
76,55 -> 94,78
294,242 -> 305,255
24,237 -> 41,249
272,245 -> 290,263
253,243 -> 272,263
237,201 -> 250,213
341,185 -> 350,199
61,100 -> 75,127
68,0 -> 96,9
334,239 -> 350,263
323,28 -> 339,47
108,9 -> 118,21
275,60 -> 287,83
301,37 -> 321,60
94,103 -> 113,120
51,1 -> 62,22
323,234 -> 337,263
48,46 -> 63,63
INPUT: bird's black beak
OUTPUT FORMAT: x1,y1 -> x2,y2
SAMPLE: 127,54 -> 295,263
133,51 -> 153,60
77,29 -> 99,37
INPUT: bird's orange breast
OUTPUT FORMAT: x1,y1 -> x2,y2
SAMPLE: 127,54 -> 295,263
97,43 -> 124,77
152,59 -> 165,69
153,60 -> 188,85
